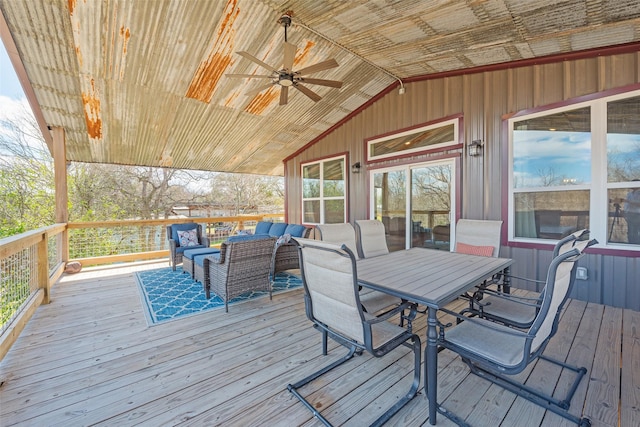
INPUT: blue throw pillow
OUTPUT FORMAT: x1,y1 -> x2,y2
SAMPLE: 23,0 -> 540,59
171,223 -> 199,244
255,221 -> 273,234
268,222 -> 288,237
284,224 -> 306,238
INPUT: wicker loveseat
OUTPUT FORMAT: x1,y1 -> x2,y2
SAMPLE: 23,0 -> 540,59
252,221 -> 311,276
201,236 -> 278,312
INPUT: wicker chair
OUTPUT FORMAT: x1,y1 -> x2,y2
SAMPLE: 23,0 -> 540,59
166,223 -> 210,271
270,226 -> 311,277
202,236 -> 278,312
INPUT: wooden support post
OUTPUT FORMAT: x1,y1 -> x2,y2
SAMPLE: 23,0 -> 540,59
52,127 -> 69,262
37,234 -> 50,304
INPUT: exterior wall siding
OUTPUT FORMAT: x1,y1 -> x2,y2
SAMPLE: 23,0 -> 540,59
285,51 -> 640,311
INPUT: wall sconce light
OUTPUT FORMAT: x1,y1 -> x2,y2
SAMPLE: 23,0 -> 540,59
468,140 -> 483,157
352,162 -> 361,173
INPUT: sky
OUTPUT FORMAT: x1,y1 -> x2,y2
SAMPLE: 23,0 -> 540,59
0,41 -> 25,100
1,40 -> 31,127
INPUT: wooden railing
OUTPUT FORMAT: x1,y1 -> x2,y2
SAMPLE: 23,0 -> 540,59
0,224 -> 66,359
0,214 -> 284,360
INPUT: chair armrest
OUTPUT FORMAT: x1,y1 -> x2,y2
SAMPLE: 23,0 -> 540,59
491,273 -> 545,286
169,239 -> 178,251
439,307 -> 534,339
480,288 -> 542,305
365,301 -> 416,324
207,243 -> 228,264
201,236 -> 210,247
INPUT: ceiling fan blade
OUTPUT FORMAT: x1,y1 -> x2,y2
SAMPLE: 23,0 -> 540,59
236,51 -> 278,73
283,42 -> 297,71
296,58 -> 339,76
245,82 -> 276,97
226,74 -> 274,79
280,86 -> 289,105
294,84 -> 322,102
298,77 -> 343,88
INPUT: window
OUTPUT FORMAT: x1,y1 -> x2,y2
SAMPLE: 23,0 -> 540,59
367,118 -> 458,161
302,156 -> 346,224
508,89 -> 640,249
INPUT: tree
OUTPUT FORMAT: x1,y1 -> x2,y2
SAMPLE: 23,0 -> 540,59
209,173 -> 283,215
0,102 -> 55,235
0,103 -> 284,239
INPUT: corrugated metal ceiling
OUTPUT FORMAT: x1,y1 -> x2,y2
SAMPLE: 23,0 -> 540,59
1,0 -> 639,175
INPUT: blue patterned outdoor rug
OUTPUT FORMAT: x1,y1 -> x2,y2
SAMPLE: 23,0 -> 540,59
135,267 -> 302,325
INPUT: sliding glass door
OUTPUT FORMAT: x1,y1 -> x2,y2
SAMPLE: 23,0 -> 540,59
371,159 -> 456,251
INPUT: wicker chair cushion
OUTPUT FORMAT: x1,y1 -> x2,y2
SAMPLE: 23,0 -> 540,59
284,224 -> 306,237
455,242 -> 494,257
268,222 -> 288,237
255,221 -> 273,234
183,247 -> 220,260
195,252 -> 220,267
227,234 -> 273,243
175,244 -> 206,254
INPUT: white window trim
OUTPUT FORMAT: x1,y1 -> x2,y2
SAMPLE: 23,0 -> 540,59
507,88 -> 640,251
367,118 -> 459,161
301,154 -> 347,225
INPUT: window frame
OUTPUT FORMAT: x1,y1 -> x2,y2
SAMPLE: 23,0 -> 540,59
300,154 -> 347,225
506,86 -> 640,252
366,117 -> 459,162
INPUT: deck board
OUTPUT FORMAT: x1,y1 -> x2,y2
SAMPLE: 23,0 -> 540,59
621,309 -> 640,426
0,261 -> 637,426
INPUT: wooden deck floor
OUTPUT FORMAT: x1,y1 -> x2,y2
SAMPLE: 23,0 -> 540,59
0,261 -> 638,427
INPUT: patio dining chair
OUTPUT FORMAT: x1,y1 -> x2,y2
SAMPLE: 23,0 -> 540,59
438,239 -> 596,426
317,222 -> 402,316
354,220 -> 405,314
288,240 -> 421,427
454,218 -> 503,257
166,223 -> 210,271
462,229 -> 591,329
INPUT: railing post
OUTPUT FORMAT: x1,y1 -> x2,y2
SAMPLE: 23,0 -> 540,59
238,219 -> 244,231
37,233 -> 50,304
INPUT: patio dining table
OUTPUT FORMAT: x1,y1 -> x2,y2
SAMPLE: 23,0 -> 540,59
356,247 -> 514,425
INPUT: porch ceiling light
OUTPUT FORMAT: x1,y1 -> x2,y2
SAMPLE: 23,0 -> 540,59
468,140 -> 483,157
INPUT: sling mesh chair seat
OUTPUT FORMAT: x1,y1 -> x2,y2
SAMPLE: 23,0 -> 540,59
461,229 -> 590,329
438,237 -> 597,426
287,240 -> 421,427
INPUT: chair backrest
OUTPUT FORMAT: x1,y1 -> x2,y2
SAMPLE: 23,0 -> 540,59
297,240 -> 365,343
315,223 -> 360,260
355,220 -> 389,259
528,238 -> 596,354
553,229 -> 589,257
167,223 -> 202,247
454,219 -> 503,257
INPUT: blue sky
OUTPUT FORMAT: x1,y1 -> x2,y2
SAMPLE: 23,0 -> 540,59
0,42 -> 25,100
513,130 -> 592,188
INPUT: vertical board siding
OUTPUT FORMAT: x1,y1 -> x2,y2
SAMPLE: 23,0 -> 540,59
285,51 -> 640,310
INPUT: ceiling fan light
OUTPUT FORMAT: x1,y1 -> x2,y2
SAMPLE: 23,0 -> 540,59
279,75 -> 294,86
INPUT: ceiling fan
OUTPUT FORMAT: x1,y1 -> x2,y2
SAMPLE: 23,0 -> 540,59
226,14 -> 343,105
